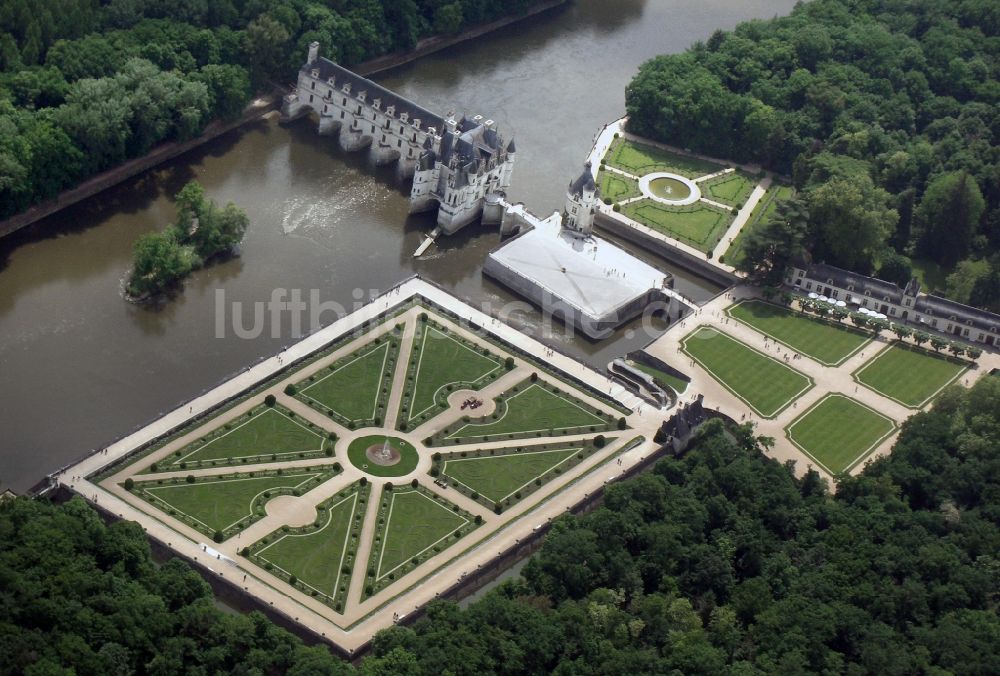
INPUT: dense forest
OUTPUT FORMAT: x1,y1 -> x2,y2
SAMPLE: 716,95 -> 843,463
626,0 -> 1000,308
4,377 -> 998,673
0,0 -> 537,220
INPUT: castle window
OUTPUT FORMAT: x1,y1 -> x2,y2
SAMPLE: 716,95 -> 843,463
963,328 -> 970,337
398,140 -> 402,147
889,308 -> 896,316
847,284 -> 854,291
342,97 -> 347,105
341,111 -> 344,118
311,81 -> 315,90
805,282 -> 812,290
309,94 -> 314,103
371,124 -> 375,133
400,125 -> 404,133
798,270 -> 804,277
864,290 -> 871,296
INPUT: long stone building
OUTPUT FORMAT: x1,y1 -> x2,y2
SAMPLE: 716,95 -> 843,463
787,260 -> 1000,346
281,42 -> 515,234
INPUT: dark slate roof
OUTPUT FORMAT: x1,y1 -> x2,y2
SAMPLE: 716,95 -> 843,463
915,295 -> 1000,331
804,262 -> 906,303
507,138 -> 516,153
305,57 -> 445,131
569,162 -> 596,196
802,261 -> 1000,331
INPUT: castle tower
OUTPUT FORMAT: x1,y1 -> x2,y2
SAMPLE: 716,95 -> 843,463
307,41 -> 320,64
563,161 -> 599,237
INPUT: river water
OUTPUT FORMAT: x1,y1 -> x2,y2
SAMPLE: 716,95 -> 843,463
0,0 -> 797,492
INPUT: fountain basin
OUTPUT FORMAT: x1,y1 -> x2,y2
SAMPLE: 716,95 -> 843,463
638,172 -> 701,206
347,434 -> 420,477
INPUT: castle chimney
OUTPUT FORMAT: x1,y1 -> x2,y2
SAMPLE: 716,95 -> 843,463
307,41 -> 320,64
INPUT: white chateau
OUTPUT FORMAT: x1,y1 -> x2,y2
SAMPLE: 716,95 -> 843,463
282,42 -> 516,234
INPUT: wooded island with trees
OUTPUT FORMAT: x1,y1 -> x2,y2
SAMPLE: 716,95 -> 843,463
127,181 -> 248,299
626,0 -> 1000,309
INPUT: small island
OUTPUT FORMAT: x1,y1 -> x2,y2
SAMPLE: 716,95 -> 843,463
127,181 -> 248,300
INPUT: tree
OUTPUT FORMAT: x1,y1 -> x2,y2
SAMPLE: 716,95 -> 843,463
878,251 -> 913,286
931,336 -> 948,352
736,198 -> 809,284
948,343 -> 965,358
892,324 -> 913,341
806,172 -> 898,274
850,312 -> 869,328
945,259 -> 990,304
917,172 -> 987,267
127,229 -> 197,297
914,331 -> 930,347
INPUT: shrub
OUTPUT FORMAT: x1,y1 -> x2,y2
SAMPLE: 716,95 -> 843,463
530,372 -> 538,382
430,467 -> 440,477
653,429 -> 667,443
471,491 -> 479,500
264,394 -> 276,407
288,575 -> 297,586
284,384 -> 297,396
325,448 -> 333,457
612,203 -> 621,212
359,477 -> 368,486
594,434 -> 607,448
474,515 -> 483,524
384,482 -> 394,492
411,478 -> 418,488
617,417 -> 628,430
186,475 -> 195,484
213,530 -> 224,543
505,356 -> 515,370
123,478 -> 134,491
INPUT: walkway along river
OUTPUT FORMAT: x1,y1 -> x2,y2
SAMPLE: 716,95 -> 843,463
0,0 -> 798,493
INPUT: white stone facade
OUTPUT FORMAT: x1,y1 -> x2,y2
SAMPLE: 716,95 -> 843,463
282,43 -> 515,235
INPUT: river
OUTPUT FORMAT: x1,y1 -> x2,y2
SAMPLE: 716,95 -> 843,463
0,0 -> 797,493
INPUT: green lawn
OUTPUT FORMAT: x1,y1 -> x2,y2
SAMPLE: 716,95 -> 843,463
441,382 -> 616,443
629,360 -> 689,394
372,489 -> 469,581
400,323 -> 504,429
597,170 -> 641,202
725,184 -> 793,267
727,299 -> 871,366
134,467 -> 336,539
252,490 -> 359,602
167,406 -> 328,468
854,343 -> 968,408
347,435 -> 419,477
785,395 -> 896,475
703,173 -> 755,206
298,337 -> 397,425
442,447 -> 579,503
622,200 -> 730,253
681,327 -> 813,417
604,138 -> 723,178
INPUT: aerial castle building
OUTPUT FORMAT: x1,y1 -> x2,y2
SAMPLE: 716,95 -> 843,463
281,42 -> 515,234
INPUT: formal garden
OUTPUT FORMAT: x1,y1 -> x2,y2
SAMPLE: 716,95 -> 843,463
681,327 -> 813,418
432,437 -> 615,511
103,302 -> 634,621
597,137 -> 767,255
785,394 -> 896,475
727,299 -> 871,366
853,344 -> 969,408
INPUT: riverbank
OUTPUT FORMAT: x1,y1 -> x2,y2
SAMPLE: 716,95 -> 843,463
352,0 -> 569,77
0,96 -> 280,239
0,0 -> 569,241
